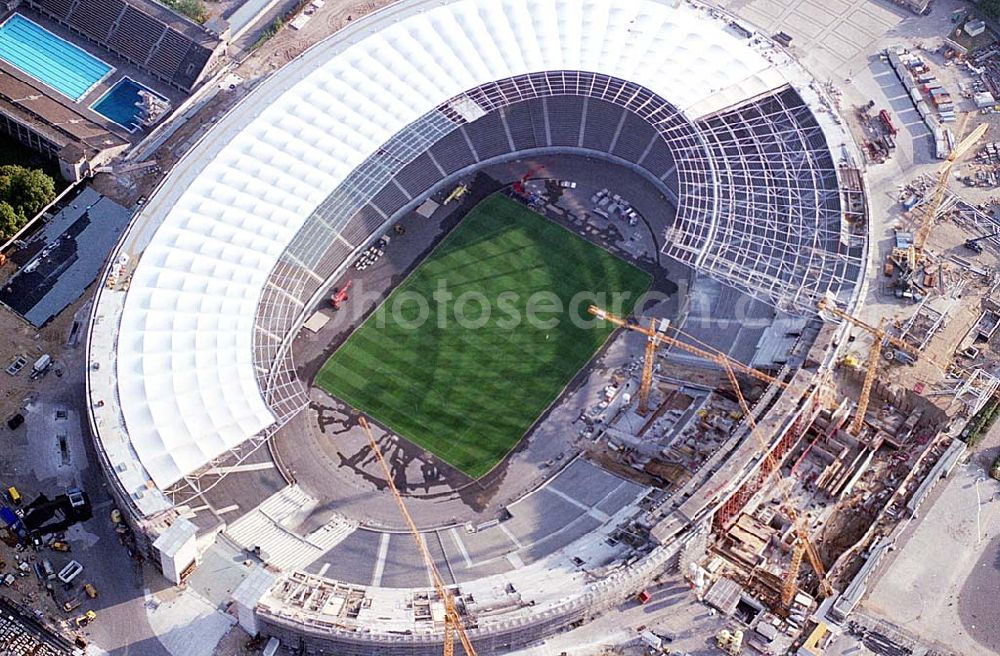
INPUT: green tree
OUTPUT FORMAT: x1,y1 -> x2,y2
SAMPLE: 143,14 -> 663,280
0,165 -> 55,240
163,0 -> 209,24
1,166 -> 55,217
0,201 -> 24,241
982,0 -> 1000,19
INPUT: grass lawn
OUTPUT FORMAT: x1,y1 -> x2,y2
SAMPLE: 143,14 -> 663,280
316,194 -> 651,478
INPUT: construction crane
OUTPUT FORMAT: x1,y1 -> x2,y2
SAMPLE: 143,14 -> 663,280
588,306 -> 785,390
330,279 -> 353,310
717,358 -> 834,607
964,230 -> 1000,254
817,298 -> 923,364
847,317 -> 888,436
358,417 -> 477,656
911,122 -> 988,262
636,317 -> 669,414
817,297 -> 953,436
588,306 -> 833,606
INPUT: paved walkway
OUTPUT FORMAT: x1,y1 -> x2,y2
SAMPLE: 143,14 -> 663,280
864,426 -> 1000,655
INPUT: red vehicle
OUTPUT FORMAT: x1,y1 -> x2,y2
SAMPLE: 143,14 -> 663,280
330,280 -> 353,310
511,166 -> 544,195
636,590 -> 652,604
879,109 -> 898,136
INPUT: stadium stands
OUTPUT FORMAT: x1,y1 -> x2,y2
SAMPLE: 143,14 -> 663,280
24,0 -> 222,91
253,70 -> 854,429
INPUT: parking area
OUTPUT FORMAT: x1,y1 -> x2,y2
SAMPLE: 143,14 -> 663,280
0,596 -> 74,655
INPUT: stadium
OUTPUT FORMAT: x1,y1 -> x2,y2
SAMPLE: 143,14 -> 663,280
84,0 -> 869,653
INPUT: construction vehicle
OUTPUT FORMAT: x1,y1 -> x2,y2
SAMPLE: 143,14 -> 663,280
330,280 -> 353,310
879,109 -> 898,137
358,417 -> 477,656
588,307 -> 833,608
716,628 -> 744,655
30,354 -> 51,379
964,231 -> 1000,254
443,183 -> 469,205
51,541 -> 70,552
83,582 -> 97,598
74,610 -> 96,627
636,589 -> 652,604
62,598 -> 81,613
511,166 -> 544,195
910,122 -> 988,267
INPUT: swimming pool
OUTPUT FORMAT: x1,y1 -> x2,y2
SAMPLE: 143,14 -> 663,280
92,77 -> 166,132
0,14 -> 112,101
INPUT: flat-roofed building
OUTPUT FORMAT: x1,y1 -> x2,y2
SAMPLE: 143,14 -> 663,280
0,68 -> 127,181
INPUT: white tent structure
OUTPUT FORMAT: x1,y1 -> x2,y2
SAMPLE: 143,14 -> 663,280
87,0 -> 862,512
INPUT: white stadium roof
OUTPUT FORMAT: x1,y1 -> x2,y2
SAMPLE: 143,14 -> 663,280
88,0 -> 850,501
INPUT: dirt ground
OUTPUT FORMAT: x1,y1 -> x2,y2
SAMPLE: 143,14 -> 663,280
0,293 -> 84,445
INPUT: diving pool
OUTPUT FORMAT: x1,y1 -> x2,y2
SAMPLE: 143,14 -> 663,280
0,14 -> 112,101
91,77 -> 166,132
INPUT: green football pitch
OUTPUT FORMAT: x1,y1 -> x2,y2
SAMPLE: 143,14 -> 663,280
316,194 -> 652,478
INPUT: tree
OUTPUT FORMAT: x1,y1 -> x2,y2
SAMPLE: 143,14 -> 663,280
0,166 -> 55,218
163,0 -> 209,24
982,0 -> 1000,20
0,201 -> 24,241
0,165 -> 55,240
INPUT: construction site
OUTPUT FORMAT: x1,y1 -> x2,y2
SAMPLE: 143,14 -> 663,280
9,0 -> 1000,656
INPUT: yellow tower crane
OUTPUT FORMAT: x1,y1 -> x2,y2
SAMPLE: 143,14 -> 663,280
911,122 -> 988,264
637,317 -> 670,414
588,306 -> 834,607
358,417 -> 477,656
816,297 -> 946,435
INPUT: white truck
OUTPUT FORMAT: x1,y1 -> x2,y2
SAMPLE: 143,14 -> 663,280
30,354 -> 51,379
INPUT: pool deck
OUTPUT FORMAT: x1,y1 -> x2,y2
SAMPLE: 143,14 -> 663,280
0,7 -> 186,143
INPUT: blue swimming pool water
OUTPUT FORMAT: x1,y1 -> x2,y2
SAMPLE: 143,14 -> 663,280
0,15 -> 112,101
92,78 -> 164,131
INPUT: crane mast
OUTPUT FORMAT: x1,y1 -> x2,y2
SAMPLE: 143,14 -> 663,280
589,306 -> 833,605
358,417 -> 478,656
911,122 -> 988,262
